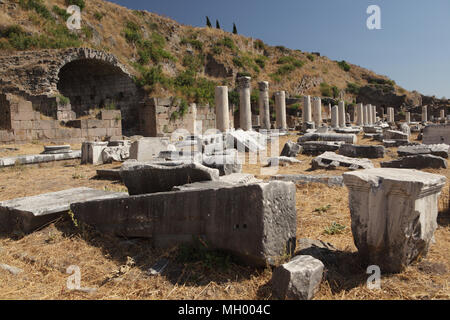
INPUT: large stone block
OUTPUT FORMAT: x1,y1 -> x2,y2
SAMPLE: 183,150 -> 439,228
0,188 -> 127,234
298,133 -> 357,144
423,124 -> 450,145
300,141 -> 343,155
272,255 -> 324,300
343,169 -> 446,273
280,141 -> 302,158
380,154 -> 447,169
397,144 -> 450,158
129,137 -> 170,161
71,181 -> 297,267
81,141 -> 108,165
339,144 -> 385,159
311,152 -> 374,170
120,161 -> 220,195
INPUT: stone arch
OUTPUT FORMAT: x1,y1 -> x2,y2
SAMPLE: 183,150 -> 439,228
54,48 -> 143,135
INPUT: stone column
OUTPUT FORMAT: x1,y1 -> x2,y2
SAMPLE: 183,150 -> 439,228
421,106 -> 428,123
363,105 -> 370,126
331,105 -> 339,128
356,103 -> 364,126
391,108 -> 395,123
406,112 -> 411,124
312,97 -> 322,128
372,105 -> 377,124
380,107 -> 385,120
343,168 -> 446,273
215,86 -> 230,132
327,104 -> 332,120
440,109 -> 445,120
275,91 -> 287,130
338,101 -> 346,127
303,95 -> 312,124
258,81 -> 270,130
238,76 -> 252,131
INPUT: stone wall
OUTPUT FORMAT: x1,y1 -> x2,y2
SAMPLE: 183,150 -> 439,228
0,94 -> 122,144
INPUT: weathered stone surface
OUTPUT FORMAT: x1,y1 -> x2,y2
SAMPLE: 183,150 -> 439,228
42,145 -> 71,154
384,130 -> 409,141
226,130 -> 266,152
96,168 -> 122,180
397,144 -> 450,158
343,169 -> 446,273
101,146 -> 130,163
363,126 -> 382,134
271,174 -> 344,187
0,188 -> 127,234
334,127 -> 361,134
81,141 -> 108,165
202,150 -> 242,176
272,255 -> 324,300
266,157 -> 302,167
120,161 -> 220,195
299,141 -> 343,155
400,123 -> 411,136
173,173 -> 261,191
71,181 -> 297,267
129,137 -> 170,161
381,154 -> 448,169
295,239 -> 338,265
423,124 -> 450,145
383,140 -> 414,148
311,152 -> 374,170
339,144 -> 385,159
0,263 -> 23,275
158,150 -> 202,163
298,133 -> 357,144
280,141 -> 302,158
0,150 -> 81,168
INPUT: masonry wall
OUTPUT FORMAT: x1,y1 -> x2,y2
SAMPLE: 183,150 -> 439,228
0,94 -> 122,144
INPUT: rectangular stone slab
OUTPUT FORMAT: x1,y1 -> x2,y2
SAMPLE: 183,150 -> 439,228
71,181 -> 297,267
0,188 -> 128,234
0,151 -> 81,168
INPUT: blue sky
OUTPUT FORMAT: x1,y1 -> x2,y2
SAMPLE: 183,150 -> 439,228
110,0 -> 450,98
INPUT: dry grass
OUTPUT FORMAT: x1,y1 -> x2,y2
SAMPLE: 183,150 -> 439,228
0,136 -> 449,300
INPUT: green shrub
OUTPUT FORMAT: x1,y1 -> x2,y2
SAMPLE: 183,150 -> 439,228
94,12 -> 104,21
232,57 -> 244,68
65,0 -> 85,11
52,5 -> 70,20
254,57 -> 266,69
182,54 -> 204,73
228,90 -> 239,106
307,54 -> 315,62
216,37 -> 236,51
277,56 -> 296,64
180,37 -> 203,50
254,39 -> 265,50
320,83 -> 333,97
123,21 -> 142,44
346,82 -> 360,95
337,60 -> 351,72
276,64 -> 295,75
275,45 -> 288,53
56,94 -> 70,106
19,0 -> 53,20
211,45 -> 222,55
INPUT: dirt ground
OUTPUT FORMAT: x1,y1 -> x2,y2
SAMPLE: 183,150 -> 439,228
0,133 -> 448,300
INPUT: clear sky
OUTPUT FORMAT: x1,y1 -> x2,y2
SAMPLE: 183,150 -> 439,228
109,0 -> 450,98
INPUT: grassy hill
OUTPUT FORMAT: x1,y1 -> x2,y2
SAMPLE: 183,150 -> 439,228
0,0 -> 419,109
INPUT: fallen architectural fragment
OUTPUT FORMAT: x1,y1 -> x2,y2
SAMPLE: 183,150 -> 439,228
271,255 -> 324,300
380,154 -> 447,169
266,157 -> 302,167
299,141 -> 343,155
339,144 -> 385,159
120,161 -> 220,195
0,188 -> 127,233
0,150 -> 81,168
129,137 -> 171,161
71,181 -> 297,267
202,149 -> 242,175
311,152 -> 374,170
42,145 -> 72,154
397,144 -> 450,158
280,141 -> 302,158
271,174 -> 344,187
343,169 -> 446,273
298,133 -> 357,144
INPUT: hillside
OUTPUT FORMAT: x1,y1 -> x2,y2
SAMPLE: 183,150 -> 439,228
0,0 -> 422,109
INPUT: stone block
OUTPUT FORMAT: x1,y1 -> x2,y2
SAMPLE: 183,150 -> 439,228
343,168 -> 446,273
71,181 -> 297,267
380,154 -> 447,169
33,120 -> 57,130
271,174 -> 344,187
272,255 -> 324,300
11,112 -> 34,121
202,150 -> 242,176
339,144 -> 385,159
101,110 -> 121,120
129,137 -> 171,161
300,141 -> 343,155
423,124 -> 450,145
398,144 -> 450,158
0,187 -> 127,234
311,152 -> 374,170
298,133 -> 357,144
280,141 -> 302,158
81,141 -> 108,165
120,161 -> 220,195
384,130 -> 409,141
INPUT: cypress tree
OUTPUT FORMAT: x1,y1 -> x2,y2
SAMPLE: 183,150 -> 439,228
216,20 -> 221,29
206,16 -> 212,27
232,23 -> 237,34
